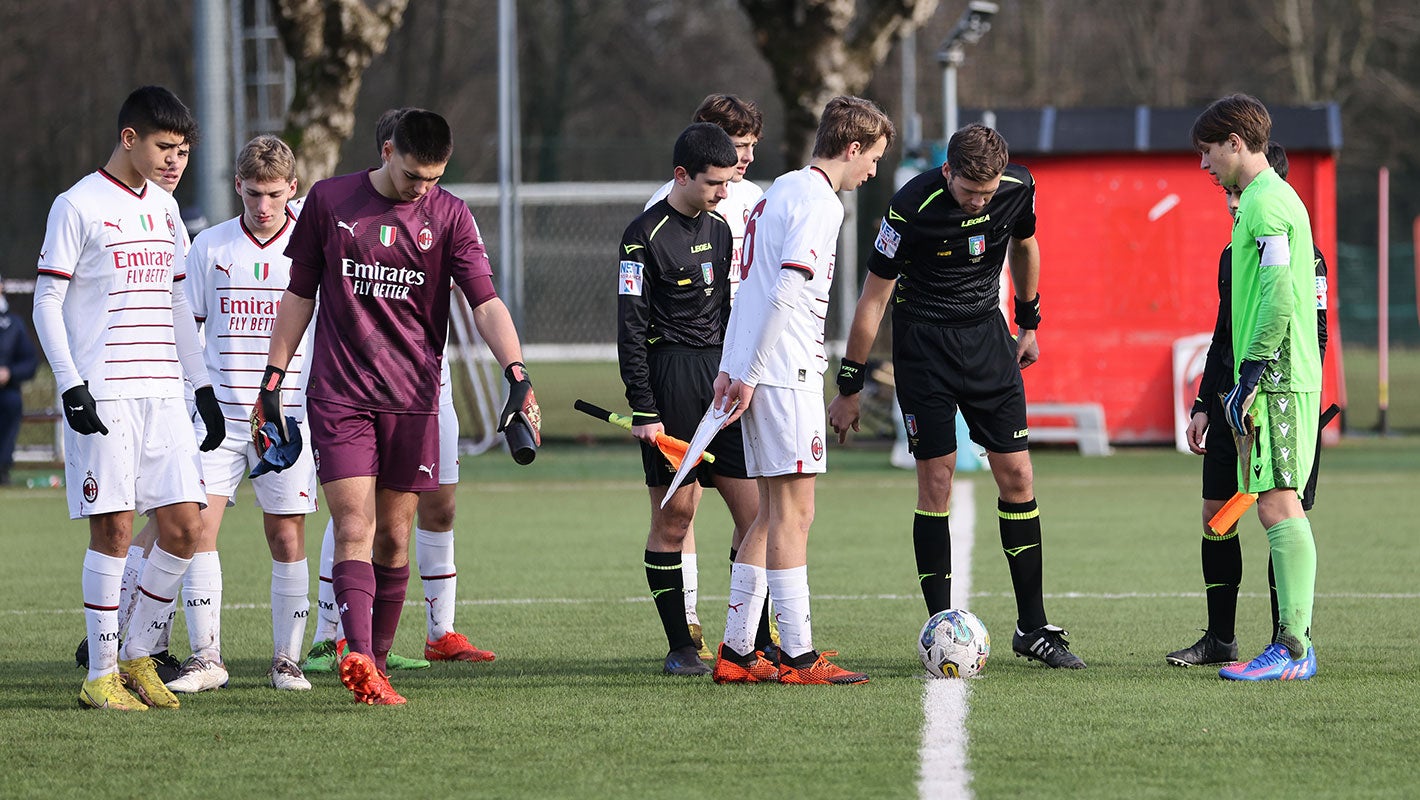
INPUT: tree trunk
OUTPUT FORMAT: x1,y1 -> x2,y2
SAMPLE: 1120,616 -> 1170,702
739,0 -> 940,165
272,0 -> 410,185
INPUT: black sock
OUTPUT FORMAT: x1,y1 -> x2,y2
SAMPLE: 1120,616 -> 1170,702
999,498 -> 1047,632
644,550 -> 691,651
1268,556 -> 1280,643
913,511 -> 952,614
1201,531 -> 1242,642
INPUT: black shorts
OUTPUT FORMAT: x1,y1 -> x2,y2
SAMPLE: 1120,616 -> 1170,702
639,345 -> 748,487
1201,394 -> 1323,511
892,314 -> 1028,460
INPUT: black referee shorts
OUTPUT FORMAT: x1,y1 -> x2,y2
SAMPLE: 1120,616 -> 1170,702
640,344 -> 748,487
892,314 -> 1028,460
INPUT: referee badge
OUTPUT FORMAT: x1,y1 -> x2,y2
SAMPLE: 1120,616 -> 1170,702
968,234 -> 985,256
701,262 -> 713,285
904,413 -> 918,436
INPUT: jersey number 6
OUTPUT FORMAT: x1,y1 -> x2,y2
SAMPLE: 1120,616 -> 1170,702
739,198 -> 768,280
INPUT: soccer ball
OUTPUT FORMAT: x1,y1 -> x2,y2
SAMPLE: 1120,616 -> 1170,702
918,609 -> 990,678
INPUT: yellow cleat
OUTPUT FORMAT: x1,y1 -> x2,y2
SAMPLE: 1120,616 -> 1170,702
79,672 -> 149,711
688,623 -> 712,661
119,656 -> 181,709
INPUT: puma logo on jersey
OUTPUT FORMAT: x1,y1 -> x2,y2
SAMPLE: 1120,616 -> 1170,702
727,602 -> 744,613
103,219 -> 123,232
214,263 -> 231,277
337,220 -> 360,237
418,463 -> 435,477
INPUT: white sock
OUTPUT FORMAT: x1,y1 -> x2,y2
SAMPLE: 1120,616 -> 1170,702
767,565 -> 813,660
722,562 -> 767,657
682,552 -> 700,626
116,545 -> 145,634
83,550 -> 125,680
416,527 -> 457,640
121,547 -> 192,660
270,559 -> 310,662
312,518 -> 340,643
180,551 -> 222,660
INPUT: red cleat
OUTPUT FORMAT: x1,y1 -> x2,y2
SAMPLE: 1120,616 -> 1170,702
339,651 -> 407,705
425,631 -> 496,662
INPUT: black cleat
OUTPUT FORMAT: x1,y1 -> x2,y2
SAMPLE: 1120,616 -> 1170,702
75,637 -> 89,669
1013,624 -> 1086,669
151,650 -> 183,683
663,645 -> 712,676
1166,630 -> 1239,667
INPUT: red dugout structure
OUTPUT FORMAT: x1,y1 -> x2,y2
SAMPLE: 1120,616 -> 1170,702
969,106 -> 1343,444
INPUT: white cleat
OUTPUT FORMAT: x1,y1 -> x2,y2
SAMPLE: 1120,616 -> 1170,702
164,655 -> 230,693
268,656 -> 312,691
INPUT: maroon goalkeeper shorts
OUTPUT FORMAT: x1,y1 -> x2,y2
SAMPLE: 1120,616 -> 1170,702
307,400 -> 440,492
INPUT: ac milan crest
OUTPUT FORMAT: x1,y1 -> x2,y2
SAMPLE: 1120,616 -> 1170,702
417,227 -> 433,251
811,435 -> 824,461
82,473 -> 99,503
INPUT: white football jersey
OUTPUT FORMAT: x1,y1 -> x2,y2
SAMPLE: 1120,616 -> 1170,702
37,171 -> 188,400
647,177 -> 762,302
185,202 -> 311,438
721,166 -> 842,391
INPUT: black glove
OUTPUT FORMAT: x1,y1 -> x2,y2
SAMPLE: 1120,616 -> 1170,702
194,385 -> 225,452
836,358 -> 867,396
498,362 -> 541,464
1222,360 -> 1267,437
251,365 -> 287,452
1014,293 -> 1042,330
61,384 -> 108,436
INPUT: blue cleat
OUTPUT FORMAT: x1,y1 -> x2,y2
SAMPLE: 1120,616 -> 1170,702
1219,642 -> 1316,681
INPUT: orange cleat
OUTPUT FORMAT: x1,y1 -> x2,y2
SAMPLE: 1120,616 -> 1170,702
424,631 -> 496,662
776,650 -> 869,685
712,643 -> 779,684
339,651 -> 407,705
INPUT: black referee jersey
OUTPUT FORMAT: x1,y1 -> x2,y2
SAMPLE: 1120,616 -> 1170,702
616,198 -> 733,415
866,163 -> 1037,326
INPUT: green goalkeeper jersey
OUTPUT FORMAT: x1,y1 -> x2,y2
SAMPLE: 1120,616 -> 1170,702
1230,167 -> 1322,393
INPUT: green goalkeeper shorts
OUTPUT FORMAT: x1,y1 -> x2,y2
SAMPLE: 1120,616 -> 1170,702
1242,391 -> 1319,494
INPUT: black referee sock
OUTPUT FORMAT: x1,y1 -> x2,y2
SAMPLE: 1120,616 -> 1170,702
1268,556 -> 1280,643
644,550 -> 692,651
913,510 -> 953,615
731,546 -> 774,650
1200,532 -> 1242,643
998,498 -> 1047,632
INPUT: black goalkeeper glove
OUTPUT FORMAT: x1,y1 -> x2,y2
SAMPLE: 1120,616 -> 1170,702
498,362 -> 541,465
194,385 -> 226,452
61,383 -> 108,436
1222,360 -> 1267,437
251,365 -> 288,452
836,358 -> 867,396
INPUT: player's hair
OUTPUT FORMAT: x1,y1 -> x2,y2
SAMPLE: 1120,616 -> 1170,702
812,96 -> 895,159
392,109 -> 454,165
117,85 -> 199,145
235,135 -> 296,184
946,124 -> 1009,183
375,107 -> 414,155
673,123 -> 738,179
1266,140 -> 1290,181
693,94 -> 763,139
1191,93 -> 1271,153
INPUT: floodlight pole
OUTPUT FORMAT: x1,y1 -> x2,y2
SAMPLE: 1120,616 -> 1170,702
936,1 -> 998,140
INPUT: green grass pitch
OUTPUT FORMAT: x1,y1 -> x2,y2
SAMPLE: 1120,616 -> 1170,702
1,438 -> 1416,799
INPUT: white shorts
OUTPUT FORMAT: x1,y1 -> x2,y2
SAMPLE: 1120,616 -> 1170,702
740,385 -> 828,477
198,424 -> 319,515
438,375 -> 459,485
65,396 -> 207,519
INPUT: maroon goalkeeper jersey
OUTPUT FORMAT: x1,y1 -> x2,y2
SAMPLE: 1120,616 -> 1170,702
285,169 -> 495,414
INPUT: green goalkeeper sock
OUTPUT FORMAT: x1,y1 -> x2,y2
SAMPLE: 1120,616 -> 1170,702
1265,517 -> 1316,654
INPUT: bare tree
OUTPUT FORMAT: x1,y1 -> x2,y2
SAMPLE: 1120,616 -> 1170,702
1256,0 -> 1375,103
271,0 -> 410,184
739,0 -> 941,163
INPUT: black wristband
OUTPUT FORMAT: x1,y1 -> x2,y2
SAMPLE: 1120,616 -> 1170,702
836,358 -> 867,396
261,365 -> 286,392
504,361 -> 530,384
1013,293 -> 1041,330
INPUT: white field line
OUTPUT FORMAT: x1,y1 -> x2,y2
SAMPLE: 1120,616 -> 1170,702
8,590 -> 1414,617
918,479 -> 976,800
